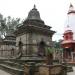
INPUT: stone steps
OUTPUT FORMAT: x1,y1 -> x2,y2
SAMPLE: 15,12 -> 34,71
1,61 -> 24,69
0,61 -> 24,75
67,66 -> 73,72
0,64 -> 23,71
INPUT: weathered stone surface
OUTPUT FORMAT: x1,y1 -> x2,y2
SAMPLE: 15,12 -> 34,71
14,5 -> 55,57
0,60 -> 24,75
0,69 -> 11,75
24,64 -> 67,75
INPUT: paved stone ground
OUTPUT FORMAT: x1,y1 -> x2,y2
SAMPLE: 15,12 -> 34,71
67,71 -> 75,75
67,67 -> 75,75
0,69 -> 11,75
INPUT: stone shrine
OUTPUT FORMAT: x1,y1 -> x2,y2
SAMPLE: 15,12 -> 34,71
14,5 -> 55,57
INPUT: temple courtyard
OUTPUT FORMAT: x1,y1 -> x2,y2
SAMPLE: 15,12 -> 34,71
0,67 -> 75,75
0,3 -> 75,75
67,67 -> 75,75
0,69 -> 11,75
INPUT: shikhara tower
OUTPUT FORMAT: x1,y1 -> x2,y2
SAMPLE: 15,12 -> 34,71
66,3 -> 75,39
61,3 -> 75,62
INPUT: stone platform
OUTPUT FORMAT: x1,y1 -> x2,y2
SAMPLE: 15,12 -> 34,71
0,69 -> 11,75
24,63 -> 67,75
0,57 -> 68,75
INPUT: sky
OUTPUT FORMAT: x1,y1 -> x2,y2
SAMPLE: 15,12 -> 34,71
0,0 -> 75,41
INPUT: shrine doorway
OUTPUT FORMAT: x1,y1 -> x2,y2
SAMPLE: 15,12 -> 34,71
38,40 -> 46,56
71,52 -> 75,61
63,48 -> 74,62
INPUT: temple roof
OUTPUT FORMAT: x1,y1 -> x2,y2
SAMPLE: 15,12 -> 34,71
0,34 -> 16,45
14,5 -> 55,35
64,30 -> 73,35
4,34 -> 16,42
27,5 -> 42,21
14,24 -> 55,36
64,25 -> 73,34
61,40 -> 75,44
68,3 -> 75,14
69,3 -> 73,8
24,5 -> 45,25
0,30 -> 16,45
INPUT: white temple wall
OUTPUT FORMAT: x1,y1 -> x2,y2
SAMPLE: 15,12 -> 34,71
65,14 -> 75,40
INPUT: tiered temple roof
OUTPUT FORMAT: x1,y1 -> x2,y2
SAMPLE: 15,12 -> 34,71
0,31 -> 16,45
15,5 -> 55,35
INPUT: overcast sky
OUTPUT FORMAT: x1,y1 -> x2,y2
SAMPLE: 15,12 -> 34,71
0,0 -> 75,41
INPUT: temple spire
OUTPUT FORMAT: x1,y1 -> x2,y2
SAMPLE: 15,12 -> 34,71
33,4 -> 36,9
26,4 -> 42,21
65,25 -> 71,31
69,3 -> 73,8
68,3 -> 75,14
67,25 -> 69,28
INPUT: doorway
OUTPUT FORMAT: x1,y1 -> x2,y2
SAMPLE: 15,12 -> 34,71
38,40 -> 46,56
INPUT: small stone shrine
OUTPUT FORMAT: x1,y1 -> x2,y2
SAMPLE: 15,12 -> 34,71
0,31 -> 16,57
14,5 -> 55,57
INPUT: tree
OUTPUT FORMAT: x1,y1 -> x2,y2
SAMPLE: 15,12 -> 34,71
0,14 -> 22,37
53,40 -> 62,48
0,15 -> 7,37
46,47 -> 54,65
6,16 -> 21,30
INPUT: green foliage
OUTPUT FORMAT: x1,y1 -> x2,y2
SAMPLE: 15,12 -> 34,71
53,40 -> 62,48
0,14 -> 23,37
46,47 -> 54,54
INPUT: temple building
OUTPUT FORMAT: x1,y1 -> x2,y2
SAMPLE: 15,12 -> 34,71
14,5 -> 55,57
61,26 -> 75,62
65,3 -> 75,39
0,32 -> 16,57
61,4 -> 75,62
